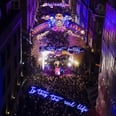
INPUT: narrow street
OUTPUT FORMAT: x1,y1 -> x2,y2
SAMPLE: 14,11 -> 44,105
12,1 -> 98,116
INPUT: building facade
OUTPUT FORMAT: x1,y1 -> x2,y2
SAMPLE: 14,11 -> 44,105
76,0 -> 107,108
96,0 -> 116,116
20,0 -> 37,72
0,0 -> 22,115
20,0 -> 37,36
12,0 -> 20,9
77,0 -> 106,47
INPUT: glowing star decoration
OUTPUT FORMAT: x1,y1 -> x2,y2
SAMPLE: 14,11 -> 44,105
28,86 -> 88,114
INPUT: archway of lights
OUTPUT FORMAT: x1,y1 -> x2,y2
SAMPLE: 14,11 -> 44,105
31,13 -> 86,76
31,13 -> 86,37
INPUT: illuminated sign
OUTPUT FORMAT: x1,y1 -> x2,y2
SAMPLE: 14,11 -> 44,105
39,46 -> 84,54
29,86 -> 88,113
41,3 -> 69,8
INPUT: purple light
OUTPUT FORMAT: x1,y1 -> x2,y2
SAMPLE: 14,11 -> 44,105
50,94 -> 63,102
64,101 -> 76,107
37,89 -> 49,98
28,86 -> 37,94
77,104 -> 88,113
41,3 -> 70,8
28,86 -> 88,113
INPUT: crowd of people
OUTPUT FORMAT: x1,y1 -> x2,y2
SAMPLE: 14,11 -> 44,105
39,31 -> 69,48
12,57 -> 99,116
10,36 -> 99,116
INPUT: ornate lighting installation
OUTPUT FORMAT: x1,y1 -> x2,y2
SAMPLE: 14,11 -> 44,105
41,3 -> 70,8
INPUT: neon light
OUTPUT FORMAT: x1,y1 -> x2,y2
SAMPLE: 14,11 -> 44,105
41,3 -> 69,8
64,101 -> 76,107
29,86 -> 36,94
39,46 -> 83,54
37,89 -> 49,98
50,94 -> 63,102
28,86 -> 88,113
77,104 -> 88,113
